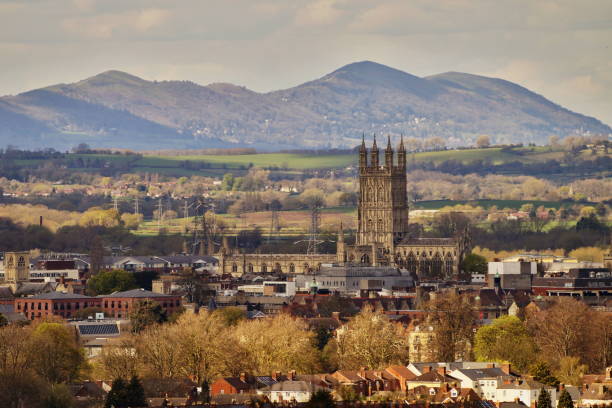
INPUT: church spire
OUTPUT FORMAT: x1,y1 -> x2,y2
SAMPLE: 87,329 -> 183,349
371,134 -> 379,167
359,133 -> 367,168
398,134 -> 406,170
385,134 -> 393,168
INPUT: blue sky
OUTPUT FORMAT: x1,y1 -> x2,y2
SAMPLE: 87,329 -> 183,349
1,0 -> 611,126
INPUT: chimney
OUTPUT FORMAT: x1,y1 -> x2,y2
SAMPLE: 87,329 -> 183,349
331,311 -> 340,322
443,383 -> 450,392
360,367 -> 367,379
437,367 -> 446,376
272,371 -> 280,381
239,372 -> 247,383
487,363 -> 494,369
501,363 -> 511,375
422,365 -> 432,374
39,215 -> 43,226
559,384 -> 565,392
288,370 -> 296,381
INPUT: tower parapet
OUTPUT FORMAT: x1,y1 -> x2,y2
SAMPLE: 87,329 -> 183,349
358,135 -> 407,175
357,135 -> 409,250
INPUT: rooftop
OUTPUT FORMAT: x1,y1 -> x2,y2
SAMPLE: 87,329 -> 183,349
101,288 -> 174,298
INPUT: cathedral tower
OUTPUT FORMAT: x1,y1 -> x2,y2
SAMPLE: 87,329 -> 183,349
2,251 -> 29,290
357,136 -> 408,250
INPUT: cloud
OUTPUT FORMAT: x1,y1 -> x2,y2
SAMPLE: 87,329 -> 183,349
61,7 -> 170,39
294,0 -> 345,26
135,8 -> 170,32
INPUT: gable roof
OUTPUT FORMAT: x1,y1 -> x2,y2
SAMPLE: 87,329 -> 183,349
262,380 -> 323,393
498,379 -> 552,390
222,377 -> 256,391
385,365 -> 417,380
452,367 -> 510,380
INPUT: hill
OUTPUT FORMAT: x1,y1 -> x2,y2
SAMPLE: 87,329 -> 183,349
0,61 -> 609,150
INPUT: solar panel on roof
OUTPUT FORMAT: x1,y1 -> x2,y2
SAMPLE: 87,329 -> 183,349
78,324 -> 119,336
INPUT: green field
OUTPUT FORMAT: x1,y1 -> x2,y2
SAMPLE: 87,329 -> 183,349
12,146 -> 608,177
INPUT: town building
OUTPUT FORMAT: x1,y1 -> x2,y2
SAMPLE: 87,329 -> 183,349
294,265 -> 414,294
100,288 -> 182,319
15,292 -> 101,320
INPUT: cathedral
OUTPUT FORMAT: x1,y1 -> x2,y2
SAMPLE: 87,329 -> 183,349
219,136 -> 469,280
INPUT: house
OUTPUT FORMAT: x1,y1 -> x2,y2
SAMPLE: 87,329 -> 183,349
405,366 -> 459,391
257,380 -> 327,403
68,381 -> 107,405
496,379 -> 557,408
329,370 -> 369,397
384,365 -> 418,392
407,383 -> 481,404
449,365 -> 514,400
211,373 -> 258,396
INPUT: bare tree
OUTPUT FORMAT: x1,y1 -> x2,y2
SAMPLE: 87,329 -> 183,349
424,292 -> 475,361
335,305 -> 409,369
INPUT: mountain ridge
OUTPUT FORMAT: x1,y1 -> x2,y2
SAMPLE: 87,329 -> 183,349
1,61 -> 609,150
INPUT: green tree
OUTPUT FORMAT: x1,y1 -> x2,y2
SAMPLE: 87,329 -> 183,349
221,173 -> 234,191
125,376 -> 146,407
200,379 -> 211,404
31,323 -> 86,383
474,315 -> 537,372
305,389 -> 335,408
556,356 -> 587,386
87,269 -> 137,296
129,299 -> 168,333
536,388 -> 552,408
557,389 -> 574,408
214,306 -> 246,327
42,383 -> 75,408
460,253 -> 487,279
105,378 -> 128,408
529,362 -> 559,387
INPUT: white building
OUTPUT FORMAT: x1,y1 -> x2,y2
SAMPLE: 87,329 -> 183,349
236,281 -> 296,297
257,381 -> 325,403
496,379 -> 556,408
449,366 -> 514,400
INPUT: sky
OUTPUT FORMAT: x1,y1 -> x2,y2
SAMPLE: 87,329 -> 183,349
1,0 -> 611,126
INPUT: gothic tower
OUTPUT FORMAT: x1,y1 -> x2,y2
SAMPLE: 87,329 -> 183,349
2,251 -> 29,289
357,136 -> 408,250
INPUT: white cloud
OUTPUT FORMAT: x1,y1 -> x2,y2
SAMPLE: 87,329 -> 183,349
294,0 -> 345,26
135,8 -> 170,32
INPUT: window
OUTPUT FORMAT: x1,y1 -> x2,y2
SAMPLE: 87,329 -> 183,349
289,263 -> 295,273
231,263 -> 238,273
261,263 -> 267,273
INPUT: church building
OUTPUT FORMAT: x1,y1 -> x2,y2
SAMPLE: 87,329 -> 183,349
219,136 -> 468,280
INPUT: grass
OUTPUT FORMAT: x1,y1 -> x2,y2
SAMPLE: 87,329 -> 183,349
139,153 -> 357,170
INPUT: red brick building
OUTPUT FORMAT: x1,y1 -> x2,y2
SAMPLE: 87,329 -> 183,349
15,292 -> 101,320
100,288 -> 182,319
211,373 -> 258,396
